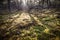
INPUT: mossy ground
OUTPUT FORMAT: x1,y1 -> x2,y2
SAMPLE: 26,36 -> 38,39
0,9 -> 60,40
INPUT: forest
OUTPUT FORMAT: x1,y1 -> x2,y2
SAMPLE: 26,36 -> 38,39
0,0 -> 60,40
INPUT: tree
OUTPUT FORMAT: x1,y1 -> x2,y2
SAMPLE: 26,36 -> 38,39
8,0 -> 10,12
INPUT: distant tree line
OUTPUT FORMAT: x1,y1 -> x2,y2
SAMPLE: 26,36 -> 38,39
0,0 -> 60,12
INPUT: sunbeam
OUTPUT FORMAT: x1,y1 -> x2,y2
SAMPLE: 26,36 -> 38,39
22,0 -> 26,6
21,0 -> 28,11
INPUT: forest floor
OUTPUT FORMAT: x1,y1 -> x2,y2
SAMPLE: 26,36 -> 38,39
0,8 -> 60,40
